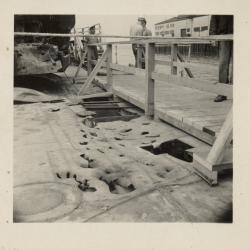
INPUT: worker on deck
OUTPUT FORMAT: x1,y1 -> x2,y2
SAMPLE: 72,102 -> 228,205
84,25 -> 99,71
209,15 -> 233,102
130,17 -> 144,68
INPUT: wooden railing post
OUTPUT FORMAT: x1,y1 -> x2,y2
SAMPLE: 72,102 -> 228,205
171,44 -> 178,75
145,42 -> 155,118
106,44 -> 113,91
206,107 -> 233,165
87,45 -> 92,75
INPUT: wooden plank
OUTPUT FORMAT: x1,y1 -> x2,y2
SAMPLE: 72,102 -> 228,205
14,32 -> 232,40
106,44 -> 113,91
155,60 -> 171,66
192,147 -> 232,171
177,52 -> 194,78
174,61 -> 217,72
145,43 -> 155,118
110,63 -> 145,76
112,87 -> 145,110
94,115 -> 139,122
203,125 -> 222,136
78,49 -> 109,95
156,109 -> 215,145
152,72 -> 233,98
73,49 -> 87,82
206,107 -> 233,165
193,156 -> 218,185
171,44 -> 178,75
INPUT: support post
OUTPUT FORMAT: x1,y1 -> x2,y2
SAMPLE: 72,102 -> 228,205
171,44 -> 178,75
87,45 -> 92,75
206,107 -> 233,165
106,44 -> 113,91
188,44 -> 191,62
73,48 -> 87,83
145,43 -> 155,119
78,48 -> 108,95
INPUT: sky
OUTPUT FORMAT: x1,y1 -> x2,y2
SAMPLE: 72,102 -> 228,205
76,15 -> 173,40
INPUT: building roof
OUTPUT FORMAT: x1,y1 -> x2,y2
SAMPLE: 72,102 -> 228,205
155,15 -> 207,25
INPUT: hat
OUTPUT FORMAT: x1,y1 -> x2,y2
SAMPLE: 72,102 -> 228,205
138,16 -> 146,22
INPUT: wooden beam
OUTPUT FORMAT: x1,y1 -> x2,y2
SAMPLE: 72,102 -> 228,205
155,59 -> 217,73
155,60 -> 172,66
206,107 -> 233,165
145,43 -> 155,118
14,32 -> 233,41
151,72 -> 233,98
109,63 -> 145,76
193,155 -> 218,185
177,52 -> 194,78
73,49 -> 87,82
106,44 -> 113,91
78,49 -> 108,95
156,109 -> 215,145
171,44 -> 178,75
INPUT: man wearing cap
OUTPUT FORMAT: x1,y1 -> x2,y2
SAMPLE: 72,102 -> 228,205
129,17 -> 144,67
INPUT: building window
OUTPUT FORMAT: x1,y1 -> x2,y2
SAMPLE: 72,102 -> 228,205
193,27 -> 200,32
156,32 -> 159,36
201,26 -> 208,31
187,28 -> 190,32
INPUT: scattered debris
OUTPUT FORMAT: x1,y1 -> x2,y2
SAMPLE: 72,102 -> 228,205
120,128 -> 132,133
49,106 -> 60,112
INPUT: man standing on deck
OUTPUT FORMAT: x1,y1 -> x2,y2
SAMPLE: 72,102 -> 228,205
84,25 -> 99,71
209,15 -> 233,102
130,17 -> 143,67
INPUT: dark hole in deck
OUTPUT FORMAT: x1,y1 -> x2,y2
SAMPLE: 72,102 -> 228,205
82,98 -> 139,123
141,139 -> 193,162
99,176 -> 136,195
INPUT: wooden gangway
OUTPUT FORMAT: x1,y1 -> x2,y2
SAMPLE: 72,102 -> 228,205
14,32 -> 233,185
78,35 -> 233,185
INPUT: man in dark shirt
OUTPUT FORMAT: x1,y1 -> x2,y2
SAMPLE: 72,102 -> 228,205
209,15 -> 233,102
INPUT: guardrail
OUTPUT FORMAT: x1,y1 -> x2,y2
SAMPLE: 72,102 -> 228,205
79,35 -> 233,185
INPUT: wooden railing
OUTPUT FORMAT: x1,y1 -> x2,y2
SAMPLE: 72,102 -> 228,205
80,36 -> 233,185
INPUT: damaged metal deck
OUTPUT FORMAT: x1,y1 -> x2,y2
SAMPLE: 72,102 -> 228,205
14,97 -> 232,222
13,32 -> 233,222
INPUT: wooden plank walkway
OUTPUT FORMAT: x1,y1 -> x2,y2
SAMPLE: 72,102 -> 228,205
110,73 -> 232,145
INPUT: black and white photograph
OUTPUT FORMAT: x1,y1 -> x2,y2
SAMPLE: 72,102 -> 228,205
13,14 -> 234,223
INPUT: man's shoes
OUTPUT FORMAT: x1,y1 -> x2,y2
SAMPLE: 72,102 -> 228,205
214,95 -> 227,102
